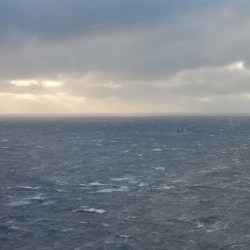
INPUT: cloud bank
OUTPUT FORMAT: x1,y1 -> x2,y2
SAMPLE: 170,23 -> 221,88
1,0 -> 250,113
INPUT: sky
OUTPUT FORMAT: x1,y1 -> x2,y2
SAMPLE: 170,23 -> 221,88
1,0 -> 250,114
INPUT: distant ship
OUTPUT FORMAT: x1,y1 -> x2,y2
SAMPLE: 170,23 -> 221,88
177,127 -> 185,133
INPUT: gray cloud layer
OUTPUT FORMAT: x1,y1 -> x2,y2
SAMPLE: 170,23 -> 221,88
1,0 -> 250,113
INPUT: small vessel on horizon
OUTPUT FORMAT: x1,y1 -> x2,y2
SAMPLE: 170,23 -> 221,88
177,127 -> 185,133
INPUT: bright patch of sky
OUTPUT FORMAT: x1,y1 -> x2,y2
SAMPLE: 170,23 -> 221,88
229,61 -> 245,72
10,79 -> 63,88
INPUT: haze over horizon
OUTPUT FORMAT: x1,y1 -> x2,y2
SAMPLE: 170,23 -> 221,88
1,0 -> 250,114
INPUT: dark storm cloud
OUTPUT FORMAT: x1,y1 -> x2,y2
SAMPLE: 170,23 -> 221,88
0,0 -> 247,75
0,0 -> 182,39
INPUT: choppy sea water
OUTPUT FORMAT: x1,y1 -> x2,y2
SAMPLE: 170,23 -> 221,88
1,116 -> 250,250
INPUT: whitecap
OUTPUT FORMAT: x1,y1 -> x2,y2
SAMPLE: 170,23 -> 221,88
7,200 -> 31,206
121,150 -> 130,153
110,177 -> 131,182
42,201 -> 55,206
79,221 -> 87,225
154,167 -> 165,171
24,194 -> 45,201
96,186 -> 129,193
134,154 -> 142,157
18,186 -> 40,190
138,182 -> 148,187
73,206 -> 106,214
102,223 -> 110,227
205,221 -> 228,233
211,165 -> 228,170
88,182 -> 105,186
9,225 -> 21,230
117,235 -> 129,239
232,159 -> 240,164
158,185 -> 174,190
55,189 -> 66,192
153,148 -> 163,152
179,215 -> 193,222
169,178 -> 185,184
230,147 -> 239,151
196,222 -> 205,228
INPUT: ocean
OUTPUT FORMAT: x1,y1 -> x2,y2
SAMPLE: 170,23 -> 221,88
1,116 -> 250,249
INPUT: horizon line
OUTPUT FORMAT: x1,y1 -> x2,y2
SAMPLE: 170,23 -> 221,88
1,112 -> 250,117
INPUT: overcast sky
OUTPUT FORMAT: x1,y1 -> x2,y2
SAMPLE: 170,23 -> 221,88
1,0 -> 250,114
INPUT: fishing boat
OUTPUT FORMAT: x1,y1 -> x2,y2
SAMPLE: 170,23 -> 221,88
177,127 -> 185,133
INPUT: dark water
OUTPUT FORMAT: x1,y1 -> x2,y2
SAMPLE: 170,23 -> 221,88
1,116 -> 250,250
